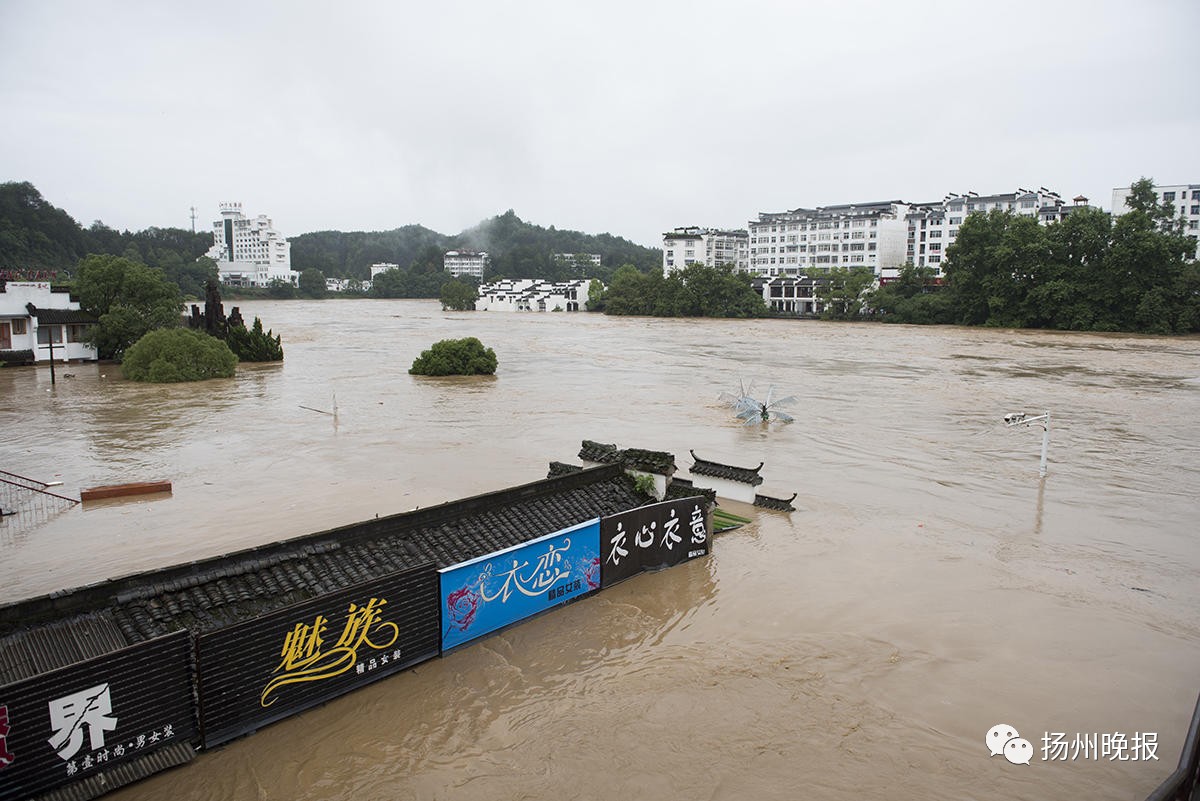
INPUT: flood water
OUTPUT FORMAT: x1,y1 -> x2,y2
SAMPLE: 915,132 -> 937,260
2,299 -> 1199,801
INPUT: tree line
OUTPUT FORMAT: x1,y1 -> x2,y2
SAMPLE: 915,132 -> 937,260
869,179 -> 1199,334
288,209 -> 661,285
1,181 -> 216,296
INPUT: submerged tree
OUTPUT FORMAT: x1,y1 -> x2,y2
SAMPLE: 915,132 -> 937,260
74,254 -> 183,360
409,337 -> 497,376
122,328 -> 237,383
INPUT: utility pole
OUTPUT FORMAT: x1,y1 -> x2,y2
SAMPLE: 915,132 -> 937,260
46,327 -> 56,385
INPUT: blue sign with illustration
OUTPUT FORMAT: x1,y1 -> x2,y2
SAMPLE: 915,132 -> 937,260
439,518 -> 601,651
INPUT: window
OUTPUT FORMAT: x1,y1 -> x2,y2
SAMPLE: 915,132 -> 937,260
1163,192 -> 1176,202
11,318 -> 27,335
37,325 -> 63,344
1192,190 -> 1200,200
67,324 -> 89,342
1021,200 -> 1035,208
929,230 -> 942,238
950,217 -> 962,224
1191,206 -> 1199,215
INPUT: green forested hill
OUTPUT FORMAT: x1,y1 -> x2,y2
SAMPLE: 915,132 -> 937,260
290,209 -> 660,282
0,182 -> 215,294
1,182 -> 662,288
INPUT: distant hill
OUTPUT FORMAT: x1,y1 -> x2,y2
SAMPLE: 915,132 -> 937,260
0,181 -> 213,293
0,183 -> 663,287
290,209 -> 661,282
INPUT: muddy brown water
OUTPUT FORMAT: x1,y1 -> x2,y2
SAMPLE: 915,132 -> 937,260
2,300 -> 1198,801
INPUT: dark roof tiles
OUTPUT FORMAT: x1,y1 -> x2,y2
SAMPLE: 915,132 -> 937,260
689,450 -> 765,486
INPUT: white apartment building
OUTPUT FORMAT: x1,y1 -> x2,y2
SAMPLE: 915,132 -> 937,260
1112,182 -> 1200,259
444,250 -> 489,279
898,188 -> 1093,280
747,201 -> 910,278
206,202 -> 298,288
370,262 -> 399,279
555,253 -> 602,268
661,227 -> 749,274
475,278 -> 594,312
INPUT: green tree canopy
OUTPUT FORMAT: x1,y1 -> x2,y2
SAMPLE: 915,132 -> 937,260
298,268 -> 327,298
814,266 -> 876,320
266,278 -> 296,299
74,254 -> 183,359
121,328 -> 237,382
225,317 -> 284,362
439,279 -> 478,310
409,337 -> 497,376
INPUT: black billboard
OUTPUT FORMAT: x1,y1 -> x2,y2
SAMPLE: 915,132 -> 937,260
0,630 -> 196,801
599,497 -> 711,588
195,564 -> 440,748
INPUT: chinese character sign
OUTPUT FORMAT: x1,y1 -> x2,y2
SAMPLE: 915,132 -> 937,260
599,498 -> 710,588
0,631 -> 195,801
260,597 -> 399,707
194,565 -> 440,749
439,519 -> 601,651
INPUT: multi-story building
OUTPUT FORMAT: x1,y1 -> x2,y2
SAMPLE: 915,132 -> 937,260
1112,182 -> 1200,259
661,227 -> 749,274
443,250 -> 489,279
898,188 -> 1094,280
206,202 -> 298,288
554,253 -> 602,268
747,201 -> 910,278
475,278 -> 594,312
370,262 -> 399,278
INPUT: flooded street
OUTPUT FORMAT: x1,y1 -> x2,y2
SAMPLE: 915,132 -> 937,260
2,299 -> 1199,800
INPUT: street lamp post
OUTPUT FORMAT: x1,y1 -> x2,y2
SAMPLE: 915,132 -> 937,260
1003,411 -> 1051,477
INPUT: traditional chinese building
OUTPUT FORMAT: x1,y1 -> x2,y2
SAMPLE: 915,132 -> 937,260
0,281 -> 97,365
0,464 -> 710,800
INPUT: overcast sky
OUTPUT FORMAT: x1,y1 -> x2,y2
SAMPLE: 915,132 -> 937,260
2,1 -> 1198,249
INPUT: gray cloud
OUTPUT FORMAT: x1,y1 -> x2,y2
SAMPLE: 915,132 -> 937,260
2,0 -> 1197,248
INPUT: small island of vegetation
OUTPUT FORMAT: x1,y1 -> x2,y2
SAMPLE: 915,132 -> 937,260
409,337 -> 498,376
121,328 -> 237,383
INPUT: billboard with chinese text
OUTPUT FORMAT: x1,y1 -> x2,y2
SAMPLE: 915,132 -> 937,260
439,518 -> 600,651
0,630 -> 196,801
599,497 -> 710,588
195,563 -> 440,748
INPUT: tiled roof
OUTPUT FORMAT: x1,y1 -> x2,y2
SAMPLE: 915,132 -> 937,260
547,461 -> 583,478
578,441 -> 676,475
689,450 -> 764,486
25,304 -> 96,324
0,465 -> 645,654
664,477 -> 716,504
754,492 -> 797,512
579,440 -> 620,464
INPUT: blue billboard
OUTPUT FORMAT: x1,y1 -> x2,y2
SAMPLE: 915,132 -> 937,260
439,518 -> 601,650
